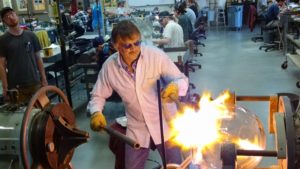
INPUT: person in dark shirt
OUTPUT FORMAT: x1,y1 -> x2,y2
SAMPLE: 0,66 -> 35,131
0,7 -> 48,103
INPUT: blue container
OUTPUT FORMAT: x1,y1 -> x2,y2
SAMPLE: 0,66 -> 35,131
227,5 -> 243,29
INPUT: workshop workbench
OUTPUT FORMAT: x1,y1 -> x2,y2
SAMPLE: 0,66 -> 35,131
41,42 -> 93,105
281,12 -> 300,87
285,32 -> 300,69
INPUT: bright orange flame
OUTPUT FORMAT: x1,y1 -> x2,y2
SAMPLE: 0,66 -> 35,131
169,90 -> 264,166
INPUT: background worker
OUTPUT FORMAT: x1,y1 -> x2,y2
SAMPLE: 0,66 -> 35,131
262,0 -> 286,27
174,2 -> 194,42
0,7 -> 48,103
153,11 -> 185,48
88,20 -> 189,169
73,6 -> 89,33
106,0 -> 131,18
186,0 -> 200,18
116,0 -> 131,17
182,1 -> 197,29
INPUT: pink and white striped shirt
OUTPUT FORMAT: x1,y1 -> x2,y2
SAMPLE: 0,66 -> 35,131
87,45 -> 189,147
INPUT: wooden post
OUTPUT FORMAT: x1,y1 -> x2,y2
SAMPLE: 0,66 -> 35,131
269,96 -> 279,134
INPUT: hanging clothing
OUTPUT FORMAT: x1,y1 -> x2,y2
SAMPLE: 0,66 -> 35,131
248,4 -> 257,32
92,3 -> 103,32
35,30 -> 51,48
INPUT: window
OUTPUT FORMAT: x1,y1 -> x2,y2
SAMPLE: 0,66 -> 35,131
3,0 -> 13,8
16,0 -> 28,11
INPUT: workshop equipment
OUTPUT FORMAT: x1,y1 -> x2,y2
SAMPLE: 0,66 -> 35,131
0,86 -> 89,169
219,93 -> 300,169
103,126 -> 140,149
171,93 -> 300,169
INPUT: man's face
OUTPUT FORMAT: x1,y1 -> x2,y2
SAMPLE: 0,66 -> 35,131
114,33 -> 141,63
278,1 -> 284,7
174,10 -> 179,17
2,11 -> 19,27
160,17 -> 168,27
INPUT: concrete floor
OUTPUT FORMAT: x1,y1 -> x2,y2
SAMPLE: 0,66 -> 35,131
70,26 -> 300,169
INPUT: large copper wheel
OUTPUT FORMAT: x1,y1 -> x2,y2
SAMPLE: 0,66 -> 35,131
20,86 -> 71,169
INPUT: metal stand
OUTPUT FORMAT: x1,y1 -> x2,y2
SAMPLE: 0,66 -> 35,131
55,0 -> 73,106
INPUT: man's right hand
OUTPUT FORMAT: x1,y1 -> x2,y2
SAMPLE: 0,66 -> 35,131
90,112 -> 107,131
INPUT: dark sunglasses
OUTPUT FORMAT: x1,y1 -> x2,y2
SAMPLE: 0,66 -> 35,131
121,40 -> 142,49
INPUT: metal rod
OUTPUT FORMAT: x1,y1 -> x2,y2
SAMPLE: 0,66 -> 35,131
236,149 -> 278,157
157,80 -> 167,169
178,155 -> 193,169
56,0 -> 73,106
236,96 -> 270,101
103,127 -> 140,149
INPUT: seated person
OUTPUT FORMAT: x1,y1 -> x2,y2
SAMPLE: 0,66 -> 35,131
61,9 -> 84,37
73,6 -> 89,32
152,11 -> 185,48
92,35 -> 117,70
261,0 -> 286,27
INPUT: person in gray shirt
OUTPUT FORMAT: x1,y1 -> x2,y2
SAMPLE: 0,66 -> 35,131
0,7 -> 48,103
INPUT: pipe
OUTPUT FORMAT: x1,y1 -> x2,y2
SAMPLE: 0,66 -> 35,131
56,0 -> 73,106
178,155 -> 193,169
157,80 -> 167,169
103,126 -> 140,149
236,96 -> 270,101
236,149 -> 278,157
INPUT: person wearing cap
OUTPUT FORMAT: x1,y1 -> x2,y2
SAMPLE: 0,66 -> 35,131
0,7 -> 48,102
87,20 -> 188,169
153,11 -> 185,48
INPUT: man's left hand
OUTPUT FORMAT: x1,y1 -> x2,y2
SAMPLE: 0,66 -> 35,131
161,82 -> 179,103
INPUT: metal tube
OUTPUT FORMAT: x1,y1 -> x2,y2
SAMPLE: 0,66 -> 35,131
236,96 -> 270,101
236,149 -> 278,157
157,80 -> 167,169
178,155 -> 193,169
56,0 -> 73,106
103,127 -> 140,149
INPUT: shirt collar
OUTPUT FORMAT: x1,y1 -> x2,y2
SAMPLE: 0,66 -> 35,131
116,46 -> 143,68
119,52 -> 141,71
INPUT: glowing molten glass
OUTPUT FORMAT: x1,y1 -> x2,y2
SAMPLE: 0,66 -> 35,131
169,91 -> 266,168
